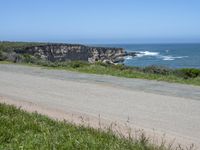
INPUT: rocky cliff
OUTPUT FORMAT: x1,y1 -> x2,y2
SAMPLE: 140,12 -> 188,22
15,44 -> 129,64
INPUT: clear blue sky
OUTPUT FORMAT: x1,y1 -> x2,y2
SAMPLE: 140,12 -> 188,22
0,0 -> 200,44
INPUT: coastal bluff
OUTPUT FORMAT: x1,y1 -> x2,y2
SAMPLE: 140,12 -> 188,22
15,44 -> 131,64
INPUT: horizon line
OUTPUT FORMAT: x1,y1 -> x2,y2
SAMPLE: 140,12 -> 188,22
1,40 -> 200,45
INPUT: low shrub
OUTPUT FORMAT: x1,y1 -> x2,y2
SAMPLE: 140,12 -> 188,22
95,61 -> 110,67
0,50 -> 4,61
175,68 -> 200,79
67,61 -> 89,68
21,54 -> 38,63
36,60 -> 56,67
112,64 -> 128,70
142,65 -> 173,75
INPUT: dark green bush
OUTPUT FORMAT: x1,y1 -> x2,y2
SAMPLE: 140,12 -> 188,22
112,64 -> 128,70
0,50 -> 3,61
22,54 -> 37,63
68,61 -> 89,68
94,61 -> 110,67
142,65 -> 173,75
175,68 -> 200,79
36,61 -> 55,67
0,50 -> 7,61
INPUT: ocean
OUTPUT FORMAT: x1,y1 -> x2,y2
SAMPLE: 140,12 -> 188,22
96,44 -> 200,69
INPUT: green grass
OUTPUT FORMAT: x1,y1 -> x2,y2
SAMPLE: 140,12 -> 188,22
16,60 -> 200,86
0,103 -> 169,150
68,63 -> 200,86
1,60 -> 200,86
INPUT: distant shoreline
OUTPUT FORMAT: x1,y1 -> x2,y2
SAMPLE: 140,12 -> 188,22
95,43 -> 200,69
1,41 -> 200,86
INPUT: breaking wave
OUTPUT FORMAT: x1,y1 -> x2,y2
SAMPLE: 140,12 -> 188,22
136,51 -> 159,57
124,56 -> 133,60
159,56 -> 188,61
127,50 -> 189,61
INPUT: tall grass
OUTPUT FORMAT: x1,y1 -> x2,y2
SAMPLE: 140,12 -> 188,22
0,103 -> 173,150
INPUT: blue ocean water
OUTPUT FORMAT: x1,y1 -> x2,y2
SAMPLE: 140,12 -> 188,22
96,44 -> 200,68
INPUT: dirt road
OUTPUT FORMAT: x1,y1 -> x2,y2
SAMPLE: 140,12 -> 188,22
0,64 -> 200,148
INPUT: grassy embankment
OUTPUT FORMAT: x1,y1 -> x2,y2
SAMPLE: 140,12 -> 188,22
0,103 -> 171,150
0,41 -> 200,86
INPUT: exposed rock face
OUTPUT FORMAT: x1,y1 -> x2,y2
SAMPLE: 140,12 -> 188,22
15,44 -> 128,63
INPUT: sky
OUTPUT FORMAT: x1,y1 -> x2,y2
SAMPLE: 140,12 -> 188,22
0,0 -> 200,44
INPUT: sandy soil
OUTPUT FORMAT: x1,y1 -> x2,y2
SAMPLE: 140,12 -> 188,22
0,64 -> 200,149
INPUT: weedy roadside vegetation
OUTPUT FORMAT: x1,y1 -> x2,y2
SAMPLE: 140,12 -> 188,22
0,103 -> 196,150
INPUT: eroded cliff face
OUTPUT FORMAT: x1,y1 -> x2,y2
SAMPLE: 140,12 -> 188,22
16,44 -> 126,63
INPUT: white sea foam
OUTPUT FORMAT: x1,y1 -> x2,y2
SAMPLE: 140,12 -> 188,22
136,51 -> 159,57
131,50 -> 188,61
160,55 -> 188,61
161,56 -> 175,61
125,56 -> 133,60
